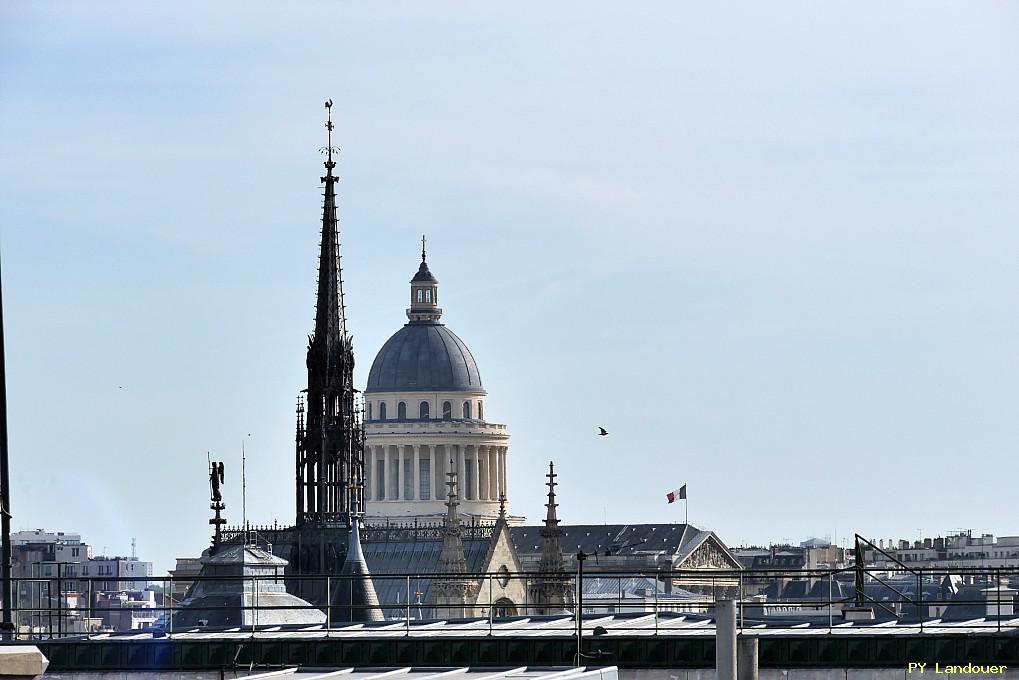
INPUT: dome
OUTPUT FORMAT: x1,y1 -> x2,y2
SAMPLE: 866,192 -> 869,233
366,322 -> 484,393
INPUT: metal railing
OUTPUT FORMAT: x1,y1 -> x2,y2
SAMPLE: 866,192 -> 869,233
2,565 -> 1018,641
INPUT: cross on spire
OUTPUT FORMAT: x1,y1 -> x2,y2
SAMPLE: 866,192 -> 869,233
421,234 -> 427,263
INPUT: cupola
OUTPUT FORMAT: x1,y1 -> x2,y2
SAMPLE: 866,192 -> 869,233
408,235 -> 442,323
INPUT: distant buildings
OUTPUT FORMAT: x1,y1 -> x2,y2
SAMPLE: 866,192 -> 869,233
8,528 -> 154,635
864,530 -> 1019,569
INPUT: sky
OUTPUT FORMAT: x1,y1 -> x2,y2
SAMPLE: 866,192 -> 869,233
1,2 -> 1018,574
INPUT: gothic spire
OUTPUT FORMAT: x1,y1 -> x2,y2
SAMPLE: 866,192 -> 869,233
335,517 -> 385,622
314,99 -> 347,345
529,460 -> 572,614
296,101 -> 364,527
538,461 -> 565,572
438,462 -> 468,575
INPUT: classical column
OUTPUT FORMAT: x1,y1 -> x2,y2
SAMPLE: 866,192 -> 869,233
390,444 -> 398,501
457,444 -> 466,500
499,447 -> 507,497
477,445 -> 486,501
488,447 -> 498,500
433,445 -> 442,499
412,445 -> 420,501
397,445 -> 405,501
472,445 -> 481,501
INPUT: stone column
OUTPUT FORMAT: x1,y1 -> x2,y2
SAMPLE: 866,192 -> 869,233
478,445 -> 487,501
397,444 -> 405,503
489,447 -> 498,499
390,444 -> 398,501
499,447 -> 507,497
457,445 -> 466,500
472,445 -> 482,501
433,446 -> 442,499
412,445 -> 420,501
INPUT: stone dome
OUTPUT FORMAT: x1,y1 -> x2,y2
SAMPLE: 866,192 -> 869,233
365,322 -> 484,394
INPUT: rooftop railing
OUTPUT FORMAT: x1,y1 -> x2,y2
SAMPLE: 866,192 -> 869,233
3,565 -> 1019,641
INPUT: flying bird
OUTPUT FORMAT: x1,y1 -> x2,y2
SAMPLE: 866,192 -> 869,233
598,427 -> 608,436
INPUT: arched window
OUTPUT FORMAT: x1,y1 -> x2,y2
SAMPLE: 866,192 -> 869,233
463,401 -> 471,419
442,401 -> 452,420
477,400 -> 483,420
368,402 -> 373,421
419,401 -> 430,419
397,402 -> 407,419
379,402 -> 387,421
416,289 -> 423,302
425,289 -> 431,302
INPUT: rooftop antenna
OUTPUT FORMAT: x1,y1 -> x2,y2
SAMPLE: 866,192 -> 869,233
130,537 -> 136,560
242,434 -> 252,544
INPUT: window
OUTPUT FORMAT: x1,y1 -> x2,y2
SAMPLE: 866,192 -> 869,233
419,458 -> 431,500
463,401 -> 471,419
419,401 -> 430,419
425,289 -> 431,302
398,401 -> 407,419
464,460 -> 474,500
379,402 -> 387,420
442,401 -> 452,420
417,289 -> 423,302
477,401 -> 483,420
376,460 -> 385,500
368,402 -> 373,420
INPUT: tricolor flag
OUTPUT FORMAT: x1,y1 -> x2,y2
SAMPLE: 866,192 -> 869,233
666,485 -> 687,504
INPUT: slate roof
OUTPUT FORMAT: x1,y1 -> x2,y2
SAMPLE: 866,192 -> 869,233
366,323 -> 484,394
360,537 -> 491,607
510,524 -> 714,562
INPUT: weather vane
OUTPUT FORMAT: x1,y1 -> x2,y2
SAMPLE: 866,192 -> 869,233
319,99 -> 340,162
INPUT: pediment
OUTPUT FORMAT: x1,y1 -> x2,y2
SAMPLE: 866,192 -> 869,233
680,535 -> 742,570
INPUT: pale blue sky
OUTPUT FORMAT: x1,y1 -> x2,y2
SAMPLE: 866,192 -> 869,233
1,2 -> 1017,573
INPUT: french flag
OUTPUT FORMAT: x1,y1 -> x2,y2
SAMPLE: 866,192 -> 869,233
666,485 -> 686,504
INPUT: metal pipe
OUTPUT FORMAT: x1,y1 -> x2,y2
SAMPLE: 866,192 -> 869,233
0,257 -> 14,639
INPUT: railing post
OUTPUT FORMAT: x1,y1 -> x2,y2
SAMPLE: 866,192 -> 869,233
654,570 -> 659,635
251,572 -> 257,635
167,575 -> 173,637
488,573 -> 493,636
918,568 -> 923,633
406,575 -> 411,636
11,577 -> 17,640
326,575 -> 331,634
738,571 -> 744,633
827,571 -> 832,633
165,575 -> 171,638
997,569 -> 1002,633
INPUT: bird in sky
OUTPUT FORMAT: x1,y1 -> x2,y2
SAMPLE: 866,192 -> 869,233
598,427 -> 608,436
